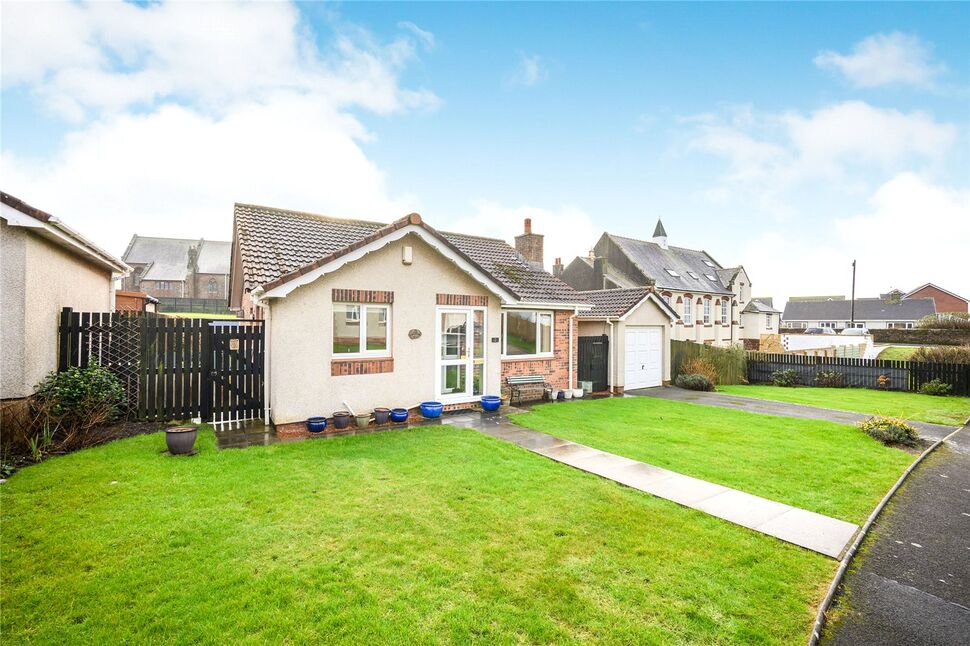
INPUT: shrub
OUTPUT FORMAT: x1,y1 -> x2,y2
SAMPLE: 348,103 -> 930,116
770,369 -> 800,387
675,374 -> 715,391
875,374 -> 891,389
814,370 -> 845,388
918,378 -> 953,397
858,416 -> 920,447
911,344 -> 970,364
680,357 -> 719,386
34,364 -> 127,446
916,313 -> 970,330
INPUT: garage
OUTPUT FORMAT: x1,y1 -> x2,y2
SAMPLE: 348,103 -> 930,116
575,287 -> 679,394
624,327 -> 663,389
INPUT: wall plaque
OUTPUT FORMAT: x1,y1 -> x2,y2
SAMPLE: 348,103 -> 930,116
408,329 -> 422,339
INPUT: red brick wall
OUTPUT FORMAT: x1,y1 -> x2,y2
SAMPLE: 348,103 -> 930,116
907,286 -> 968,313
500,309 -> 578,396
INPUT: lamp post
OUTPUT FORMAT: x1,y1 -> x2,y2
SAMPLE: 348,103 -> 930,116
850,260 -> 856,327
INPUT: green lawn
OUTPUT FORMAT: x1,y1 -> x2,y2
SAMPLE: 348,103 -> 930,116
0,427 -> 834,644
876,345 -> 919,360
718,384 -> 970,427
511,398 -> 913,524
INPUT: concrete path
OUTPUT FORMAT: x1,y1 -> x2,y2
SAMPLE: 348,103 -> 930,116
824,426 -> 970,645
444,411 -> 859,559
628,386 -> 961,441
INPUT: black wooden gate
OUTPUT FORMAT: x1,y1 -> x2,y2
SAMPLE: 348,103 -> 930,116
578,335 -> 609,392
58,308 -> 264,422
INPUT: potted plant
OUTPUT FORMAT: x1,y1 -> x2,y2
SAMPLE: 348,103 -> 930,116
166,425 -> 198,455
373,408 -> 391,425
332,411 -> 351,430
355,412 -> 371,428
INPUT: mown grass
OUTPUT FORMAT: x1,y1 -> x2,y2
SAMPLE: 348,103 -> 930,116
718,384 -> 970,427
511,397 -> 913,523
0,426 -> 834,644
876,345 -> 919,360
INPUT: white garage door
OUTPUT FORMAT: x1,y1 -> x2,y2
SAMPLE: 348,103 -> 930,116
624,327 -> 662,390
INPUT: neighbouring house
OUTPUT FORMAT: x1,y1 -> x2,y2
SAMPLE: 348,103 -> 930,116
781,296 -> 936,330
121,235 -> 231,301
1,192 -> 129,401
556,219 -> 769,348
575,288 -> 679,393
903,283 -> 969,314
114,290 -> 158,313
228,204 -> 595,434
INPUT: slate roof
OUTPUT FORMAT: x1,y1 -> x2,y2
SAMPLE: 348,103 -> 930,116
782,298 -> 936,322
232,203 -> 585,305
571,256 -> 640,288
608,234 -> 733,295
742,299 -> 780,314
123,236 -> 230,280
576,287 -> 678,320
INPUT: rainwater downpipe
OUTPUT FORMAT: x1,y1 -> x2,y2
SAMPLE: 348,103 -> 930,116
568,306 -> 578,388
606,318 -> 615,394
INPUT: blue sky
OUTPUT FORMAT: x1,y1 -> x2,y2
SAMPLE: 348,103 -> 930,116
2,1 -> 968,304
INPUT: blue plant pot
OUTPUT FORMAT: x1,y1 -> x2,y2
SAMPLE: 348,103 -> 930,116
420,401 -> 443,418
306,416 -> 328,433
481,395 -> 502,412
389,408 -> 409,423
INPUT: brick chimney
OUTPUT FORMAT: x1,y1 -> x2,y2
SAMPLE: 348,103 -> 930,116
514,218 -> 544,270
552,257 -> 564,278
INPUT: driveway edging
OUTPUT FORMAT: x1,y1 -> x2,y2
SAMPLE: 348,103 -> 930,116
807,424 -> 966,646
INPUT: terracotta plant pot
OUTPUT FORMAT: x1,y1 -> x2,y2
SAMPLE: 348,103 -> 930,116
332,411 -> 351,430
373,408 -> 391,425
355,414 -> 371,428
165,425 -> 197,455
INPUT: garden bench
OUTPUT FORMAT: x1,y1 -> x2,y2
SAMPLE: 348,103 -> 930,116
506,374 -> 549,404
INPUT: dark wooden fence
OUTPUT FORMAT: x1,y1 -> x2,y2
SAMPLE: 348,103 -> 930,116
57,308 -> 264,422
746,352 -> 970,396
671,340 -> 747,385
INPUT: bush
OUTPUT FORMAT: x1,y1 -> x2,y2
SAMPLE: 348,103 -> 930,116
770,369 -> 800,387
918,378 -> 953,396
858,416 -> 920,447
675,374 -> 715,391
814,370 -> 845,388
34,364 -> 127,447
680,357 -> 719,386
911,344 -> 970,364
916,313 -> 970,330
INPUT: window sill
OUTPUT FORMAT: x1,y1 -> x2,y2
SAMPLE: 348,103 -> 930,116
332,353 -> 391,360
501,354 -> 555,362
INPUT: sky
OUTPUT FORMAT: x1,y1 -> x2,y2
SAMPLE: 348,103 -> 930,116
2,1 -> 968,307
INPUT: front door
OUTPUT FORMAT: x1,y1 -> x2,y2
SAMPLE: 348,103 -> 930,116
436,308 -> 486,402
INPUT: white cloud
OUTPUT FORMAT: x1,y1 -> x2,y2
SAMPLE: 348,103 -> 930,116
0,1 -> 438,255
507,53 -> 547,88
741,174 -> 970,307
398,21 -> 436,52
450,201 -> 598,271
814,32 -> 944,88
1,1 -> 439,121
686,101 -> 956,210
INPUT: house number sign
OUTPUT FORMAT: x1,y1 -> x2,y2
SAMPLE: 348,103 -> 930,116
229,339 -> 240,351
408,329 -> 422,339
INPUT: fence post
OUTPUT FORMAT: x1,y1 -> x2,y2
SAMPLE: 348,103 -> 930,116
57,307 -> 73,372
200,321 -> 213,422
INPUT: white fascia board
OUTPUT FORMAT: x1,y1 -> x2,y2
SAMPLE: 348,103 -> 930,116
502,302 -> 594,311
260,224 -> 519,303
619,293 -> 678,322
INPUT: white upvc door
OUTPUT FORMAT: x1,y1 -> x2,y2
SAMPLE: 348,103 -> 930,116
435,307 -> 486,402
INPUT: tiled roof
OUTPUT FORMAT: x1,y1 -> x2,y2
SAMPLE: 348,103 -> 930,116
233,203 -> 585,305
607,234 -> 733,295
782,297 -> 936,321
576,287 -> 678,320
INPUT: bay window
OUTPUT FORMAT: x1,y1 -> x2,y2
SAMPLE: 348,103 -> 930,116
333,303 -> 390,356
502,310 -> 553,357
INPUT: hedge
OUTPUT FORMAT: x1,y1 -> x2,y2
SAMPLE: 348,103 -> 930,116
871,328 -> 970,346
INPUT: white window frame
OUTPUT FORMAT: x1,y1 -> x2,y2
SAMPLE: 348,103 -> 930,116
501,310 -> 554,358
332,303 -> 391,358
765,313 -> 772,328
682,299 -> 693,325
819,321 -> 837,329
703,299 -> 711,324
664,268 -> 680,277
721,300 -> 728,325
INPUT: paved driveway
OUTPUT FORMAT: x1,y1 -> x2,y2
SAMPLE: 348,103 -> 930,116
628,386 -> 959,441
823,427 -> 970,645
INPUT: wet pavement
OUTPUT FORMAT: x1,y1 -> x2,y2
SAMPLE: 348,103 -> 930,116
444,408 -> 859,558
824,426 -> 970,645
628,386 -> 962,441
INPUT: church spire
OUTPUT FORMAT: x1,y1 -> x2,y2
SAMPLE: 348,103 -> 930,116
652,219 -> 668,249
